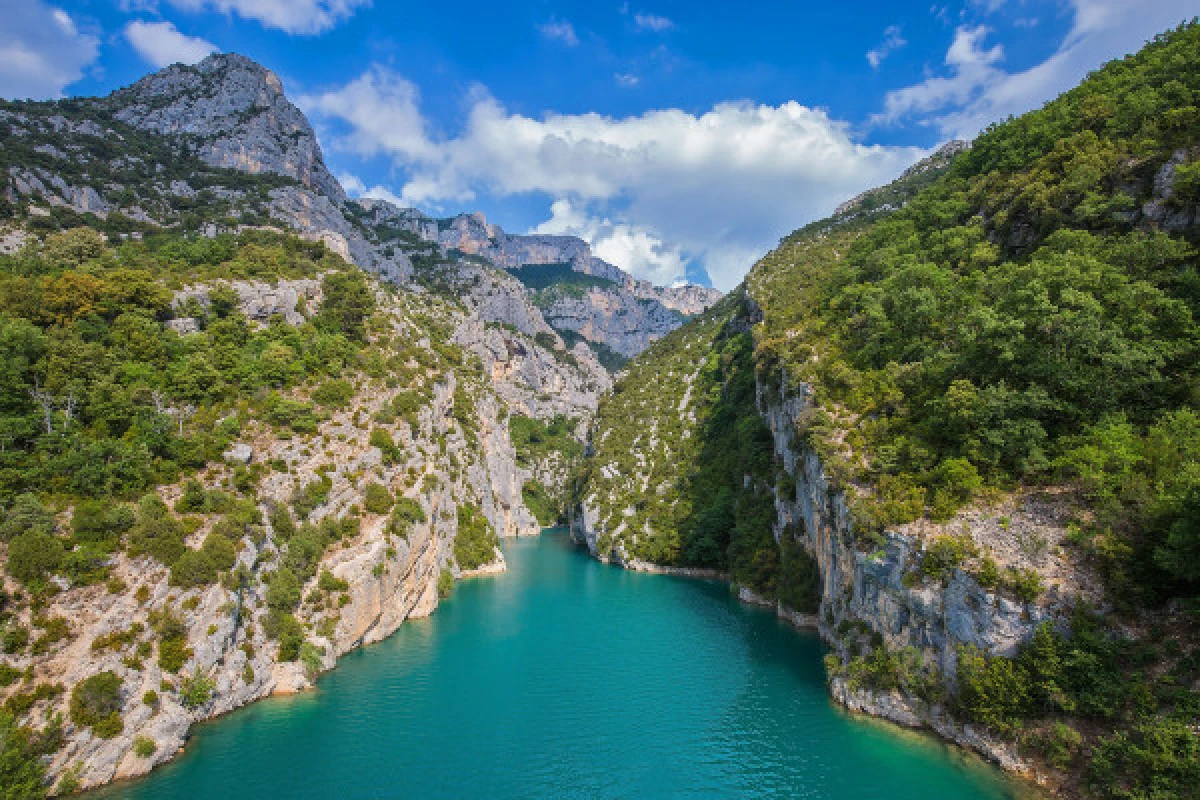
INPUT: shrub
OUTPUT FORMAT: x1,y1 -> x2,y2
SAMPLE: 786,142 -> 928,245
1088,718 -> 1200,800
150,610 -> 191,673
311,379 -> 355,409
453,504 -> 498,570
2,625 -> 29,654
437,568 -> 455,599
127,495 -> 186,567
291,476 -> 332,520
368,428 -> 402,465
317,569 -> 348,593
266,567 -> 301,612
919,534 -> 978,581
133,735 -> 156,758
0,710 -> 46,800
1027,722 -> 1082,769
389,497 -> 426,540
0,494 -> 55,542
70,671 -> 124,739
142,690 -> 158,707
178,670 -> 215,709
954,645 -> 1030,735
264,611 -> 304,662
7,530 -> 65,586
362,483 -> 393,515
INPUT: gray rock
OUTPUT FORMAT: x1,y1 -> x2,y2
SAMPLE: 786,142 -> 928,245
223,443 -> 254,464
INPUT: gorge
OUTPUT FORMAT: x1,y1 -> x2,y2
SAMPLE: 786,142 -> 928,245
0,16 -> 1199,800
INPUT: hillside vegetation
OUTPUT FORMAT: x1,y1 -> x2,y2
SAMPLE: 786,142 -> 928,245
581,22 -> 1200,798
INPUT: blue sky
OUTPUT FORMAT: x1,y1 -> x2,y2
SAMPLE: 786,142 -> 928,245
2,0 -> 1195,288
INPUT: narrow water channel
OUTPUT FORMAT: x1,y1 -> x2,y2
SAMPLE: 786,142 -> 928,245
97,531 -> 1024,799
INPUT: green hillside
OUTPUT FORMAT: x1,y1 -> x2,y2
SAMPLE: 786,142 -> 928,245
580,22 -> 1200,798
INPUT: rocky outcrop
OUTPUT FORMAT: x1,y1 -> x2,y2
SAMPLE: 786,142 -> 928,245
433,210 -> 721,356
104,53 -> 345,203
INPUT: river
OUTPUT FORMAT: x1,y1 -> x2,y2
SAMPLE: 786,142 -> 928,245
97,530 -> 1024,799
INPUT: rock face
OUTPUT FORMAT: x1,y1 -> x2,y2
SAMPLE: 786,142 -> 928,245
432,210 -> 721,356
105,53 -> 345,203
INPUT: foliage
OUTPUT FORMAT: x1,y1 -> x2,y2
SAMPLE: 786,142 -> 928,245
437,568 -> 454,599
132,736 -> 156,758
0,710 -> 47,800
453,504 -> 498,570
69,671 -> 123,739
362,482 -> 393,515
178,670 -> 215,709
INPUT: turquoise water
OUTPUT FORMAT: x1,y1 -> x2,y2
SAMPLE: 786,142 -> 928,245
99,531 -> 1024,799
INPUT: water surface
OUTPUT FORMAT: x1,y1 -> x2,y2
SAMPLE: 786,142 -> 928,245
100,531 -> 1024,799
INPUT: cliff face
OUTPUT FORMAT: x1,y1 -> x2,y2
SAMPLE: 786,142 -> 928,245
432,210 -> 722,356
104,53 -> 346,204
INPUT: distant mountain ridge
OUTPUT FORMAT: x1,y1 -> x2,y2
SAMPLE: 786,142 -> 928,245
0,52 -> 720,362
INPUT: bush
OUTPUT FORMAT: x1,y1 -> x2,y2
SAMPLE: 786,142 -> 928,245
362,483 -> 393,515
0,494 -> 55,542
264,611 -> 304,662
2,625 -> 30,654
70,671 -> 124,739
150,610 -> 191,673
0,710 -> 46,800
388,497 -> 426,540
71,500 -> 134,548
178,670 -> 215,709
266,567 -> 302,612
437,568 -> 454,599
311,379 -> 355,409
291,476 -> 331,520
6,530 -> 65,586
317,569 -> 348,592
1088,718 -> 1200,799
954,645 -> 1030,735
127,495 -> 186,567
453,504 -> 498,570
133,735 -> 156,758
919,534 -> 978,581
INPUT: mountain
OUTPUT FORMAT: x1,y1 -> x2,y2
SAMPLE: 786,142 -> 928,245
574,22 -> 1200,799
0,52 -> 718,364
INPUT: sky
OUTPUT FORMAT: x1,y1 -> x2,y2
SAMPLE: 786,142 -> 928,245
1,1 -> 1196,289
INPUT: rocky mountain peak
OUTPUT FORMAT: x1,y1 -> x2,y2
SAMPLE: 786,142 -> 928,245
102,52 -> 345,203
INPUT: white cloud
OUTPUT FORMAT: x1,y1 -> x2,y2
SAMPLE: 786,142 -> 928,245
0,1 -> 100,99
538,19 -> 579,46
879,0 -> 1197,137
125,20 -> 217,67
535,199 -> 690,287
866,25 -> 907,68
614,72 -> 640,87
166,0 -> 369,35
633,12 -> 674,32
304,68 -> 927,289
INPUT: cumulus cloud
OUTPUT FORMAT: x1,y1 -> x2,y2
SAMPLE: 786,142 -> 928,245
633,12 -> 674,32
125,20 -> 217,67
866,25 -> 907,68
303,68 -> 927,289
166,0 -> 369,35
538,19 -> 579,46
0,1 -> 100,99
878,0 -> 1197,137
